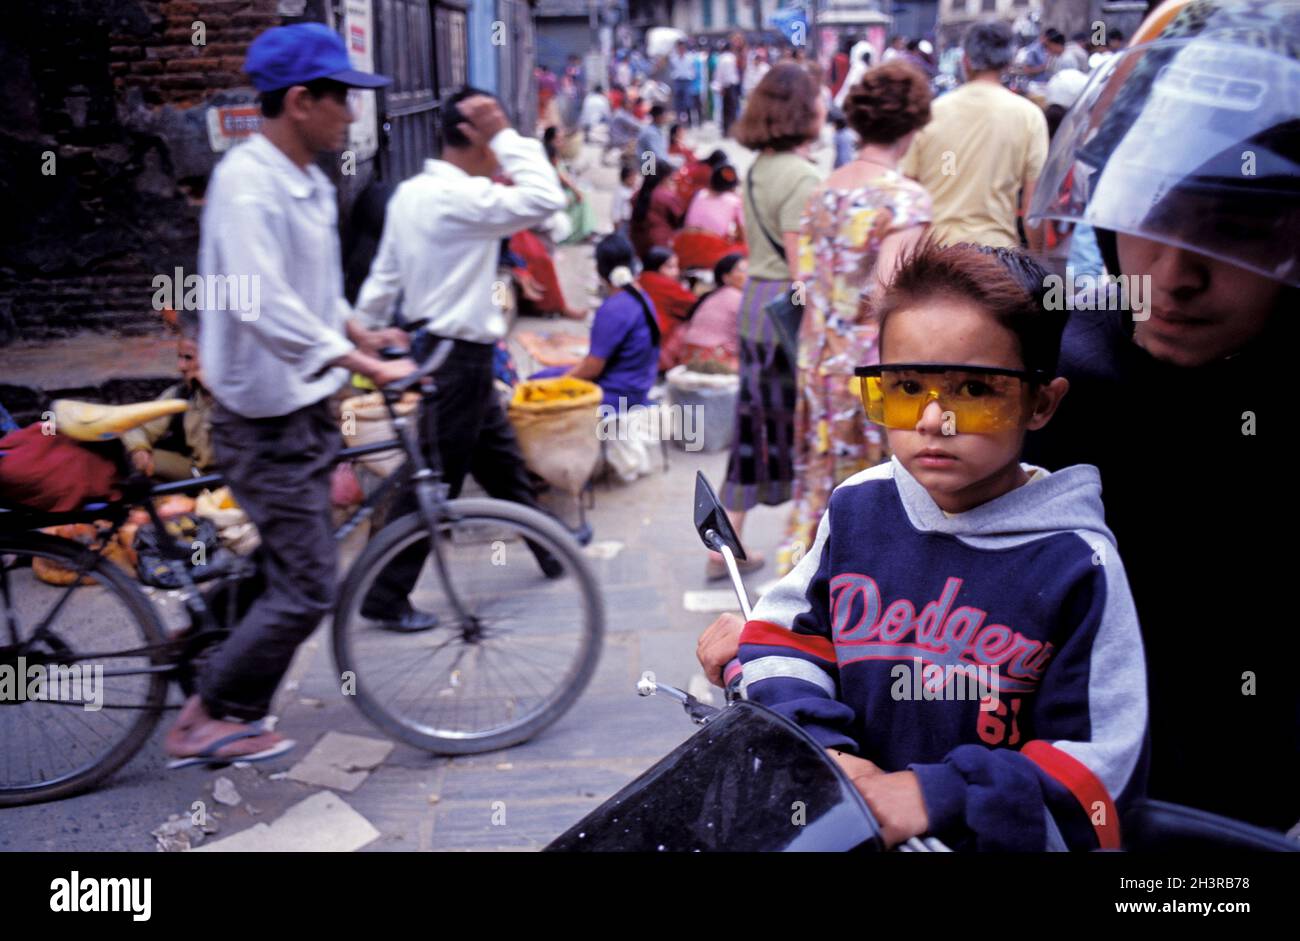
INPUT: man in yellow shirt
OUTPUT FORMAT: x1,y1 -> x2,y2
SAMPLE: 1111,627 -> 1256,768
900,20 -> 1048,250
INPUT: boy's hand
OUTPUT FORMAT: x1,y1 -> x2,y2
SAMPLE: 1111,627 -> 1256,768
697,612 -> 745,686
827,749 -> 930,848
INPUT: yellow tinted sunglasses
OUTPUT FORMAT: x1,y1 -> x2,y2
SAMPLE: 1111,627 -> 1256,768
853,363 -> 1047,434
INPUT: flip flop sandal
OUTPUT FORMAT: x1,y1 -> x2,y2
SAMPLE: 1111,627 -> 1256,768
166,729 -> 297,770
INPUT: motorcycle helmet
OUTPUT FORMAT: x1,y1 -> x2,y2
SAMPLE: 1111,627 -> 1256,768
1028,0 -> 1300,287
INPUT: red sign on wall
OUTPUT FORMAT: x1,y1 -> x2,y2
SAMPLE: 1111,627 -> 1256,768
206,105 -> 263,152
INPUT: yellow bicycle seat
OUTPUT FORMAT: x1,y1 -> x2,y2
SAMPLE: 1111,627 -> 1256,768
52,398 -> 189,442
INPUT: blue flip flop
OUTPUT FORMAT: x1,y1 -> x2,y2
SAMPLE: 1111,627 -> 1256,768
167,729 -> 297,770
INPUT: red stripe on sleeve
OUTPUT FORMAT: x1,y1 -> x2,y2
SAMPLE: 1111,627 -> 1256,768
1020,740 -> 1121,850
740,620 -> 836,664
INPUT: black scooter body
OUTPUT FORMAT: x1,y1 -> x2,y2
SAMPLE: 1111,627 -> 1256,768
545,700 -> 885,852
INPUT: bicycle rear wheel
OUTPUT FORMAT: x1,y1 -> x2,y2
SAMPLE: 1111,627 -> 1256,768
333,499 -> 604,754
0,532 -> 169,806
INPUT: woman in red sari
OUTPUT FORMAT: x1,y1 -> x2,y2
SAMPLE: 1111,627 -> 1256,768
628,167 -> 685,261
638,246 -> 698,370
508,229 -> 585,319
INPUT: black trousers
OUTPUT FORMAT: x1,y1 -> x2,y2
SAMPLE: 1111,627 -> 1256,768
722,85 -> 741,137
200,400 -> 340,721
362,337 -> 547,614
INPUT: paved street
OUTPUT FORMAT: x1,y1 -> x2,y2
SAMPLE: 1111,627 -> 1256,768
1,125 -> 805,852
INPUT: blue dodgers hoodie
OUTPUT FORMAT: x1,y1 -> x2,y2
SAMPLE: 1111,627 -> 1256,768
738,457 -> 1148,852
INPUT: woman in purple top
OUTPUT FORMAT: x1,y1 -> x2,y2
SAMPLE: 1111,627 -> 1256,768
563,234 -> 660,409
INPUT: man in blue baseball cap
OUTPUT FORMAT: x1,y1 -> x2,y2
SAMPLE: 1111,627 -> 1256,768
167,24 -> 413,768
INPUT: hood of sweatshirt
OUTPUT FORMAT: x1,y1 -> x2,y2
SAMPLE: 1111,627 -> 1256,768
886,456 -> 1116,551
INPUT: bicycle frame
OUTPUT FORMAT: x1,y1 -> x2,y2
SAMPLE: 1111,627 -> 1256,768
0,339 -> 477,694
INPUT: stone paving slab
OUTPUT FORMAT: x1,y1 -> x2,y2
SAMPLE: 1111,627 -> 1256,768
285,731 -> 395,793
195,791 -> 379,853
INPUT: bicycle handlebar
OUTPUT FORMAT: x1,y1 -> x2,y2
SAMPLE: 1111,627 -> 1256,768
385,338 -> 455,395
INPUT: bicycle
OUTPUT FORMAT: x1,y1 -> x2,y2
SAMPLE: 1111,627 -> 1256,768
0,339 -> 605,807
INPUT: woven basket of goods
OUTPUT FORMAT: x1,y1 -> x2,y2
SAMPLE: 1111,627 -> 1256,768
33,523 -> 138,586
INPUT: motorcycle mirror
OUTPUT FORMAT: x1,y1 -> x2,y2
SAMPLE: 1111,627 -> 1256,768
693,472 -> 747,561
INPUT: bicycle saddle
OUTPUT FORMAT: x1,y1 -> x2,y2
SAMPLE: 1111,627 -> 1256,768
52,398 -> 188,442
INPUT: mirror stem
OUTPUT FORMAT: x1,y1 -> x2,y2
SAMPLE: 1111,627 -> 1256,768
717,543 -> 753,621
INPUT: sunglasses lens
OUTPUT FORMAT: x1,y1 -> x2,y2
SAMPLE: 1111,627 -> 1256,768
858,369 -> 1028,433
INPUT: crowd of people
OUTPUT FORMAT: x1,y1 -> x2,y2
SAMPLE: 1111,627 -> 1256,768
9,3 -> 1294,852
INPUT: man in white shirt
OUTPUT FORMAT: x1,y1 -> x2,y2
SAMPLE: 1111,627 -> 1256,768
354,88 -> 570,631
712,37 -> 742,136
168,23 -> 412,767
579,84 -> 611,142
669,39 -> 696,126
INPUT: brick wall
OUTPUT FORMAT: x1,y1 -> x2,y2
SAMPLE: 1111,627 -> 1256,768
0,0 -> 287,345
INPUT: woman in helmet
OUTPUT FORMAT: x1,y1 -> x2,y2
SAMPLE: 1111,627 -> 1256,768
1025,0 -> 1300,834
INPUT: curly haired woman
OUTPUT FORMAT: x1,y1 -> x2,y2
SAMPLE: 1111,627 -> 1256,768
776,62 -> 934,575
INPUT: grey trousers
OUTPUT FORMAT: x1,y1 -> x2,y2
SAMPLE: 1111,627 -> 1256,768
198,399 -> 340,721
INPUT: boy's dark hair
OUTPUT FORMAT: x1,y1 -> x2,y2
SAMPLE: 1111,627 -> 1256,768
619,164 -> 638,183
650,103 -> 666,121
441,86 -> 500,149
643,245 -> 675,273
876,239 -> 1065,376
260,77 -> 350,118
1045,28 -> 1067,45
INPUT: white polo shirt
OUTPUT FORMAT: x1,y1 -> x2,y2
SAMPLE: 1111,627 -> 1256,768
354,128 -> 567,343
198,133 -> 355,419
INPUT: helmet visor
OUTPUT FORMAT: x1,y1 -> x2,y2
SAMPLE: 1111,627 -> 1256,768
1029,39 -> 1300,286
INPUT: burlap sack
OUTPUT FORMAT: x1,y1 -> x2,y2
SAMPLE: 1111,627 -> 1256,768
339,392 -> 417,478
507,378 -> 602,497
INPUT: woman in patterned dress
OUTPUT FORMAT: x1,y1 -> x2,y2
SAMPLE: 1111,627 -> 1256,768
775,62 -> 935,575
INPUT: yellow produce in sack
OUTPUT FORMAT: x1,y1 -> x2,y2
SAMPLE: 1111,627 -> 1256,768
507,378 -> 602,496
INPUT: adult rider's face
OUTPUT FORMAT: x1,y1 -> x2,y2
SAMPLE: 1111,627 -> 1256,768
1118,232 -> 1281,368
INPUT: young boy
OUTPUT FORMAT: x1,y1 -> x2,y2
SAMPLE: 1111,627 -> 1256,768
737,241 -> 1148,852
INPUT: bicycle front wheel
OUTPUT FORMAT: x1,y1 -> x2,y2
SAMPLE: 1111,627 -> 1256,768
333,499 -> 604,754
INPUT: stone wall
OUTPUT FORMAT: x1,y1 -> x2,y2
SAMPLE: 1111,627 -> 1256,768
0,0 -> 289,345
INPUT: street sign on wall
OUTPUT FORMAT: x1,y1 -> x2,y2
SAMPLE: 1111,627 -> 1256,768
345,0 -> 380,161
206,105 -> 262,152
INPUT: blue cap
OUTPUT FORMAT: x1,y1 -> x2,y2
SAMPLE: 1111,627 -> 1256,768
244,23 -> 391,93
